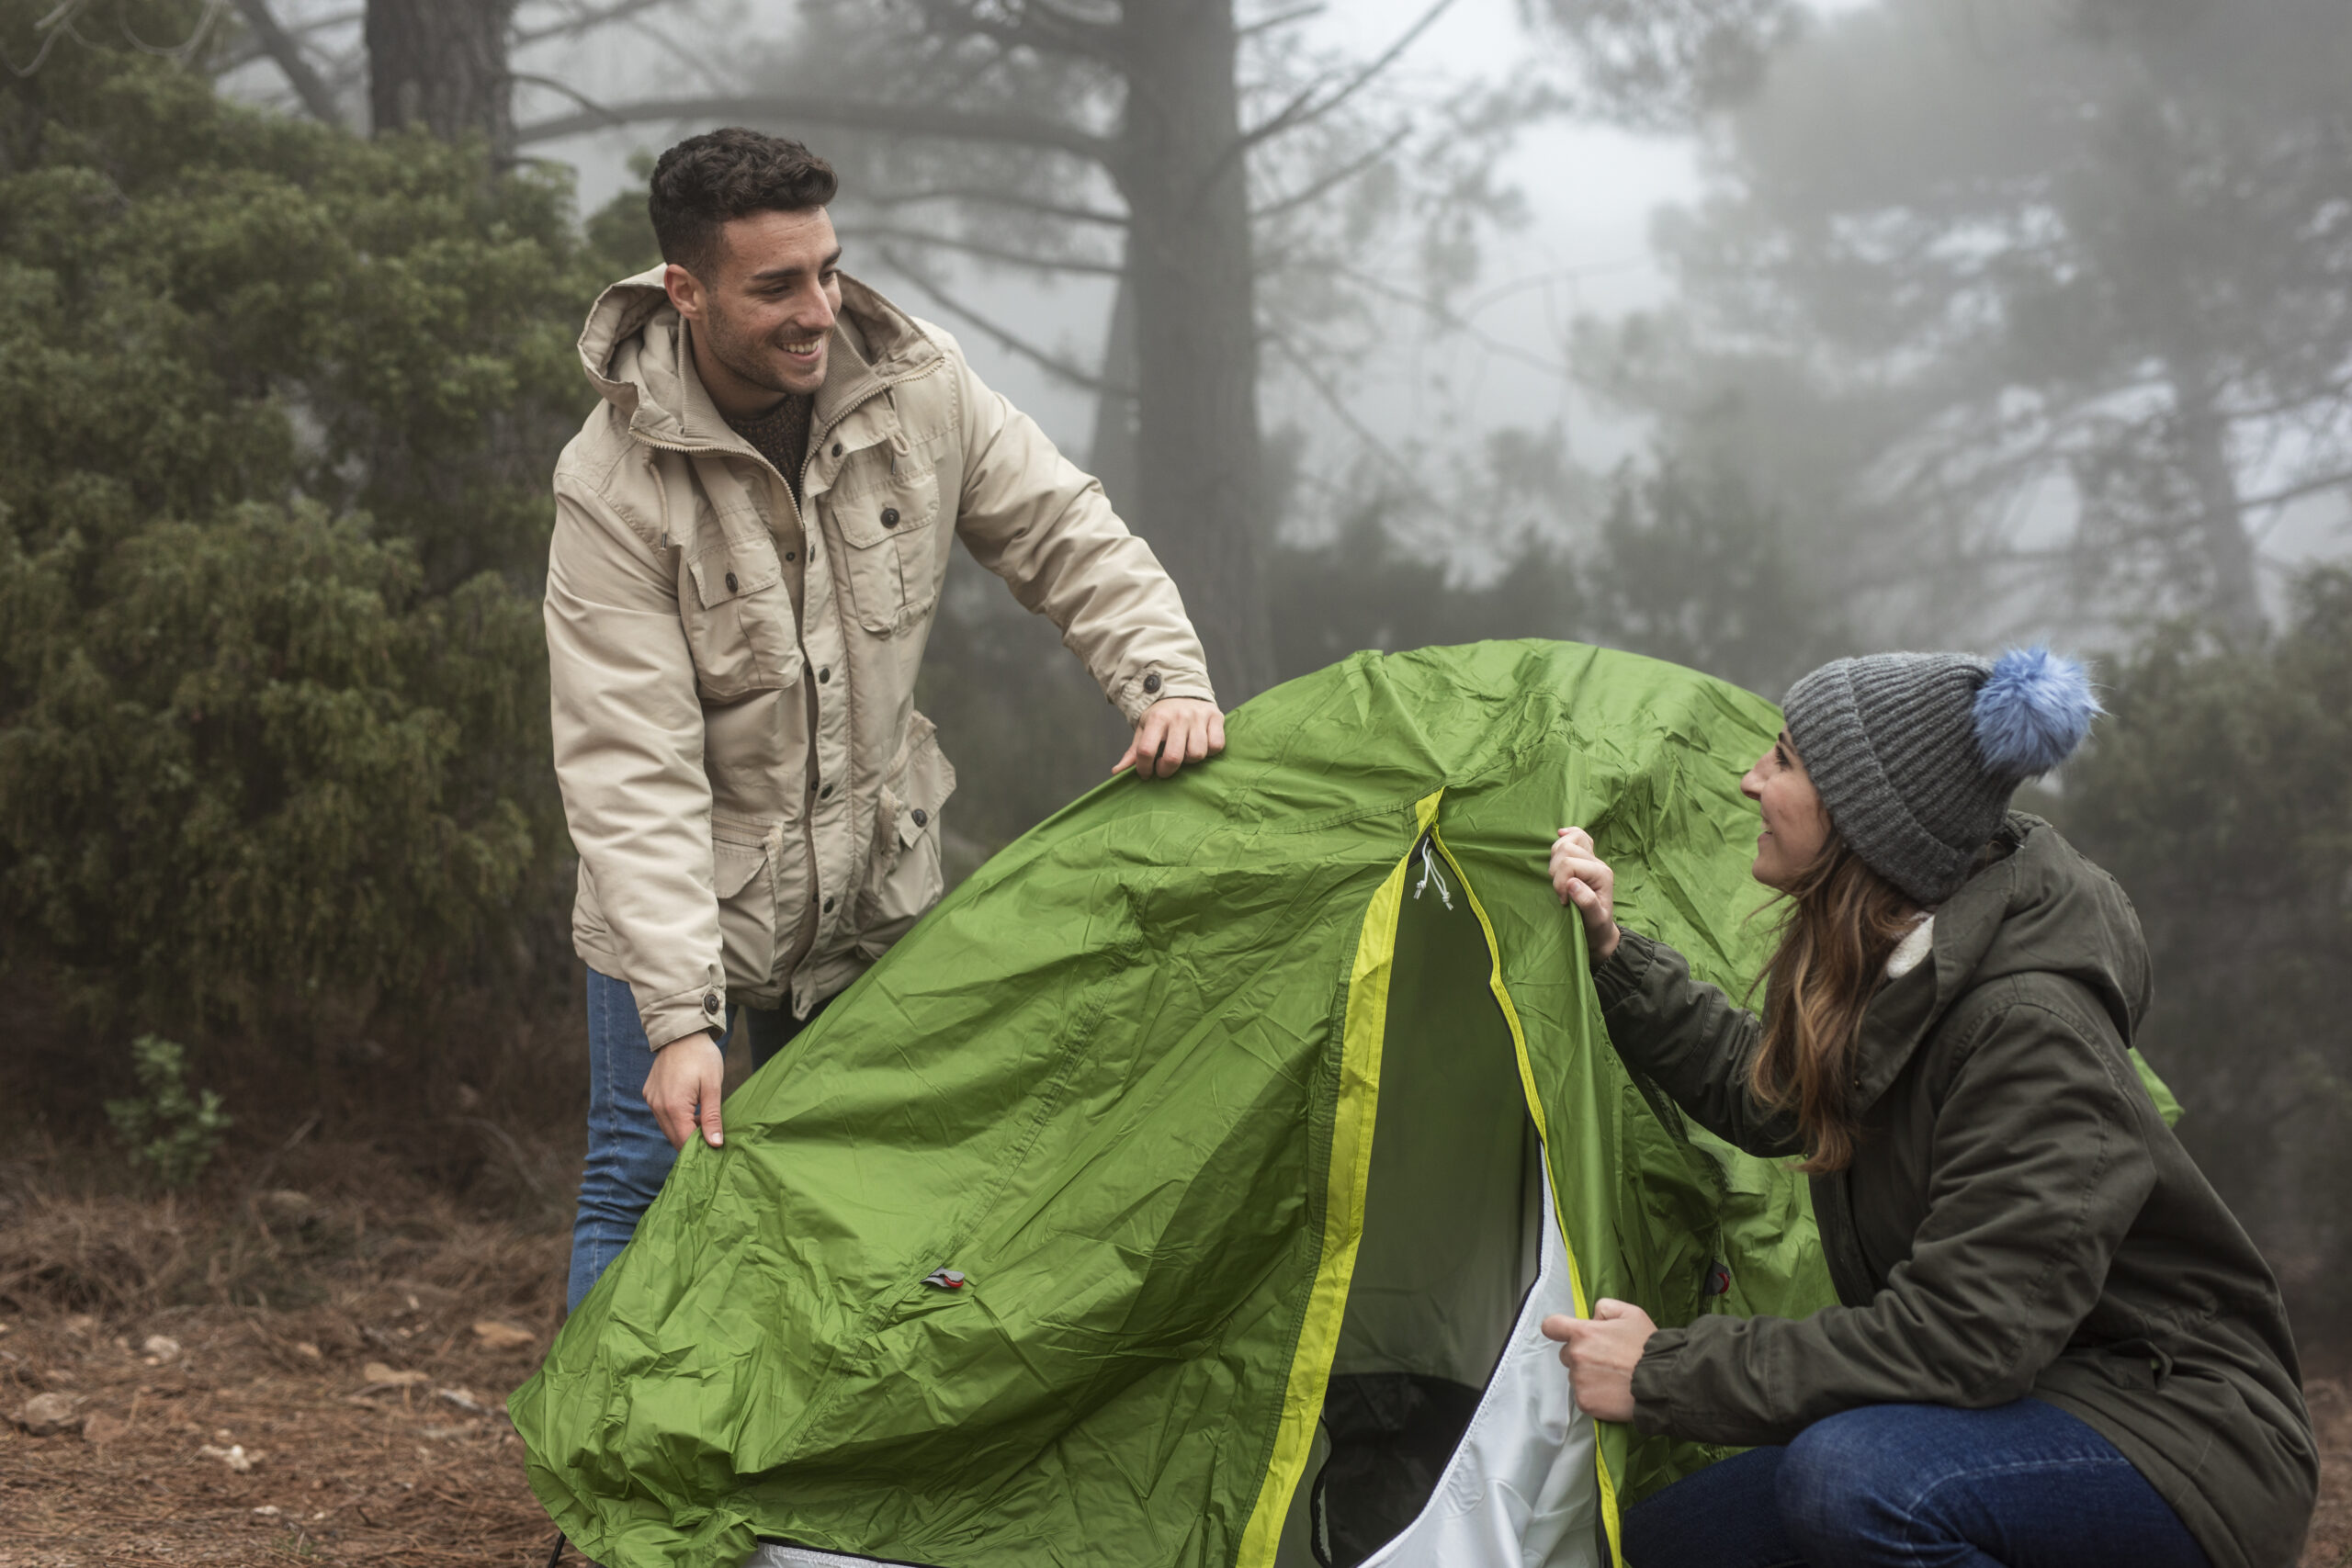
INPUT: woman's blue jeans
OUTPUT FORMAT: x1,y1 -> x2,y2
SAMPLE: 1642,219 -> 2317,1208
566,967 -> 823,1313
1622,1398 -> 2209,1568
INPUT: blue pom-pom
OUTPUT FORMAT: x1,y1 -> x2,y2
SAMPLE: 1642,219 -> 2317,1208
1973,648 -> 2100,777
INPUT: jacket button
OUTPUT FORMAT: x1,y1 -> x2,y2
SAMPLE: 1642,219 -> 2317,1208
785,550 -> 797,561
820,783 -> 833,799
703,992 -> 720,1014
831,442 -> 843,457
911,808 -> 928,828
818,667 -> 831,683
724,570 -> 739,593
1143,671 -> 1161,694
822,896 -> 836,913
881,506 -> 899,528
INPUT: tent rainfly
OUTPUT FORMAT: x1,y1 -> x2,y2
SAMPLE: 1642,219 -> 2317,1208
513,640 -> 1841,1568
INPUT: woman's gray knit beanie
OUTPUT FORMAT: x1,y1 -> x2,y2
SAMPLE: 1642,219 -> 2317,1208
1781,649 -> 2101,905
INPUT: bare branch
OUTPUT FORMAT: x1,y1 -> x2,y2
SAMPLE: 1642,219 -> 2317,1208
614,14 -> 732,94
513,0 -> 681,47
122,0 -> 230,63
2240,468 -> 2352,513
1268,329 -> 1444,509
509,71 -> 623,122
1314,263 -> 1572,378
514,93 -> 1115,165
1021,0 -> 1118,28
211,7 -> 357,74
1239,4 -> 1326,39
2222,375 -> 2352,427
1250,124 -> 1409,220
875,244 -> 1125,395
1013,0 -> 1125,56
1239,0 -> 1457,152
842,224 -> 1123,276
910,0 -> 1125,70
862,185 -> 1128,228
5,0 -> 95,77
228,0 -> 344,122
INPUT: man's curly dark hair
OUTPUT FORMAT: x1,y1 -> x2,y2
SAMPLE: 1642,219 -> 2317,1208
649,129 -> 838,280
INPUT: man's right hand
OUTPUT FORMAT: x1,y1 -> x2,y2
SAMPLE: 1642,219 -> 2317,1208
643,1032 -> 727,1150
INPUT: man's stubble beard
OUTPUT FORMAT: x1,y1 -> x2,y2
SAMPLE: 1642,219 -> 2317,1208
702,296 -> 809,400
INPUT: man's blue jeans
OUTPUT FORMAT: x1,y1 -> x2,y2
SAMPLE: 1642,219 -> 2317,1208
1622,1398 -> 2209,1568
567,967 -> 824,1313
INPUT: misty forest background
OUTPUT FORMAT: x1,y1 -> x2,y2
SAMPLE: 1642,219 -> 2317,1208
1,0 -> 2348,1356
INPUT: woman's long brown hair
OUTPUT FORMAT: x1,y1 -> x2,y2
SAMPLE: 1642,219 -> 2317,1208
1748,836 -> 1920,1172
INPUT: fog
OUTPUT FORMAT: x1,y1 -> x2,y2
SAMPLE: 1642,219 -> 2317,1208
7,0 -> 2347,1412
213,0 -> 2352,1356
229,2 -> 1705,530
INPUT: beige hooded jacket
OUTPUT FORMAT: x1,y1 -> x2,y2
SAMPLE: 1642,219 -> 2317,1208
547,266 -> 1216,1050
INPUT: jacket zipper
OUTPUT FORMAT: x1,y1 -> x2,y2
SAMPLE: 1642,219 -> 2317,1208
789,354 -> 947,531
628,352 -> 950,535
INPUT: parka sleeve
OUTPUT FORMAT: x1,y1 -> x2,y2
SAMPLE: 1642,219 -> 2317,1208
545,474 -> 729,1051
1593,931 -> 1801,1157
1625,995 -> 2160,1449
941,343 -> 1216,723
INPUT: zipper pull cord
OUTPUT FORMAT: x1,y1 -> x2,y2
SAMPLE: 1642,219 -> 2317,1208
1412,839 -> 1452,909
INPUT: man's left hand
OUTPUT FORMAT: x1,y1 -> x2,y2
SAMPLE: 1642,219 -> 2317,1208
1114,697 -> 1226,779
1541,1298 -> 1657,1423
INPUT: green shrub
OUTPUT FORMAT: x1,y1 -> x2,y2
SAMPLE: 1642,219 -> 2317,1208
0,1 -> 636,1043
104,1034 -> 232,1188
2063,570 -> 2352,1347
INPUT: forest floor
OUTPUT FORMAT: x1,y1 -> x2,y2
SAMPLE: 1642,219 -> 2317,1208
1,1173 -> 2347,1566
0,1161 -> 572,1567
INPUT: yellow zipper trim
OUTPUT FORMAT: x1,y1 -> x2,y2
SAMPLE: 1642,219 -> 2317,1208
1430,824 -> 1626,1568
1234,789 -> 1443,1568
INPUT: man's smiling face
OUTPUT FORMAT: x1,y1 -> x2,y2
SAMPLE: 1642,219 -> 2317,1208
665,207 -> 843,409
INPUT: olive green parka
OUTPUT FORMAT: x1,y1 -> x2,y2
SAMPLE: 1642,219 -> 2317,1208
1594,815 -> 2316,1568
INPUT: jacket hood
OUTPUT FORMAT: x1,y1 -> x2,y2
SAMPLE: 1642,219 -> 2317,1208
1852,814 -> 2151,1108
574,265 -> 942,449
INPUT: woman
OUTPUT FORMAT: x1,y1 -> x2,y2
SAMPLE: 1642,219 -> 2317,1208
1539,649 -> 2316,1568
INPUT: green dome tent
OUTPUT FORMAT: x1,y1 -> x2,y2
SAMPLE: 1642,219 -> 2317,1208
513,640 -> 1838,1568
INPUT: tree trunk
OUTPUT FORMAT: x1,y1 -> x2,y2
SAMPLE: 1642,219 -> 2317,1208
1088,276 -> 1142,513
365,0 -> 517,159
1112,0 -> 1276,702
2170,367 -> 2266,643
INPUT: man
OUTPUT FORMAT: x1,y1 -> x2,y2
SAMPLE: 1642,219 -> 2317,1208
548,129 -> 1223,1312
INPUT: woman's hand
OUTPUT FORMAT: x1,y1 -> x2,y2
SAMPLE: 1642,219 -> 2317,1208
1541,1299 -> 1657,1423
1551,827 -> 1621,964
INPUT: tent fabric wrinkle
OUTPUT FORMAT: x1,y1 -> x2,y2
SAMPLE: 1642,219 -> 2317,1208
514,639 -> 1835,1568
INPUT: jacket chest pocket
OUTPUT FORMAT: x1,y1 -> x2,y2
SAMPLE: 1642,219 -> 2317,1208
828,452 -> 945,636
683,536 -> 802,700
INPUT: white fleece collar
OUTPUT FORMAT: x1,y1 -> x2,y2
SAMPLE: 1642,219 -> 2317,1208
1887,913 -> 1936,979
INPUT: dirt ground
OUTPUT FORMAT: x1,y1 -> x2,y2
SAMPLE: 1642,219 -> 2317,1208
2,1183 -> 2347,1567
0,1179 -> 571,1567
0,1303 -> 560,1565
